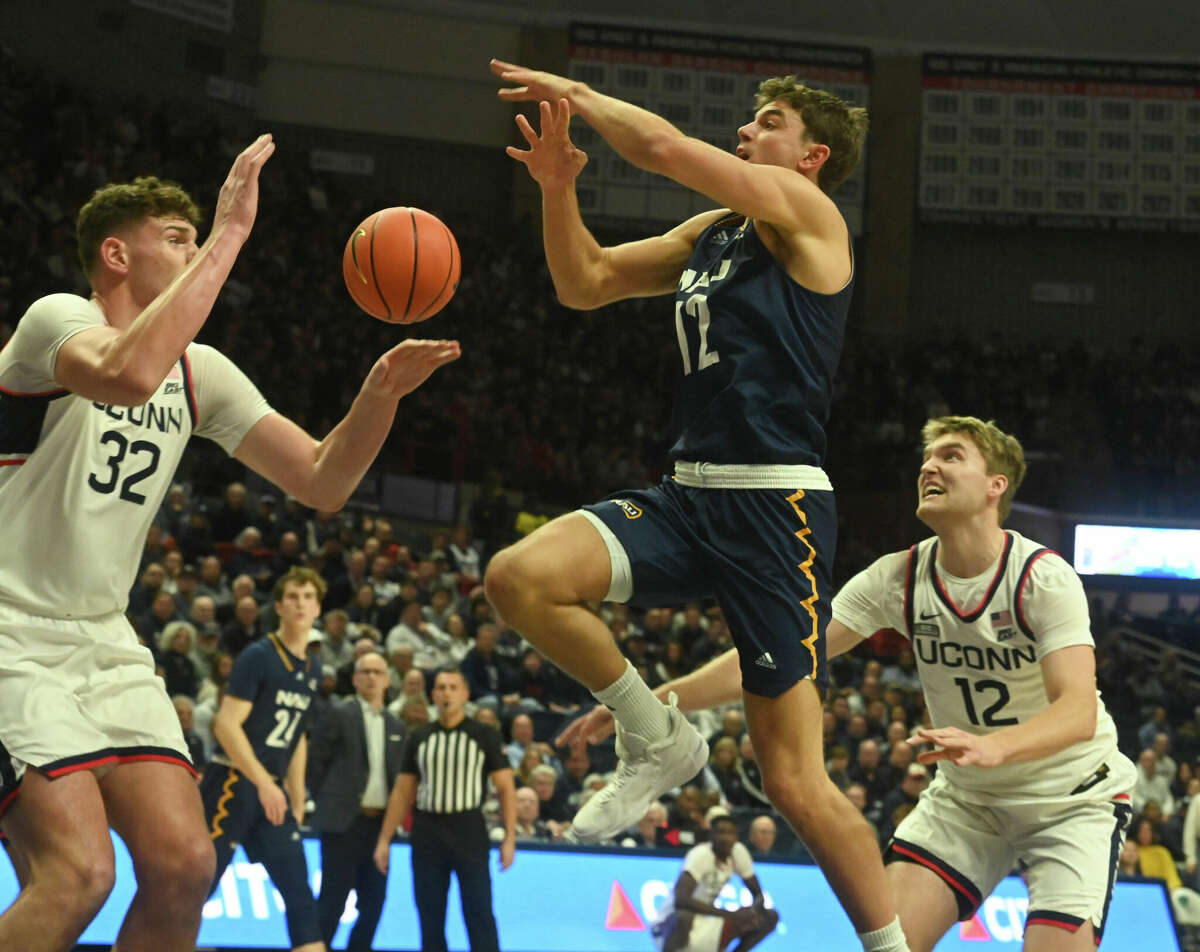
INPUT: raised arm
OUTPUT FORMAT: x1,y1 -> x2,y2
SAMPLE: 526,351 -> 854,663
233,338 -> 460,511
503,96 -> 720,309
55,136 -> 275,405
494,62 -> 845,245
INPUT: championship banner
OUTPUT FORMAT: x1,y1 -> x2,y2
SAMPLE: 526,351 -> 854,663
918,52 -> 1200,230
568,24 -> 871,235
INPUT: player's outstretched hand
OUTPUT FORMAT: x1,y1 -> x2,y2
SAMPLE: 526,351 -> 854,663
256,778 -> 289,825
373,839 -> 391,874
364,339 -> 461,401
491,59 -> 576,104
555,704 -> 615,748
909,726 -> 1004,768
212,134 -> 275,243
503,98 -> 588,189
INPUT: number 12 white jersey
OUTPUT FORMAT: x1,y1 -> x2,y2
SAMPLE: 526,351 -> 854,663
0,293 -> 272,619
832,531 -> 1134,804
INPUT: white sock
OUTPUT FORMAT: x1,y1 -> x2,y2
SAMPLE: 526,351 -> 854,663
592,660 -> 670,740
859,915 -> 909,952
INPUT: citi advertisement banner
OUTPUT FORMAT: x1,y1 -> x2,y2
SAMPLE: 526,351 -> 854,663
0,837 -> 1178,950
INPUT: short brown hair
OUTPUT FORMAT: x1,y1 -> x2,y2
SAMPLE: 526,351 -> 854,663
921,416 -> 1027,522
273,566 -> 328,605
754,77 -> 868,192
76,176 -> 202,278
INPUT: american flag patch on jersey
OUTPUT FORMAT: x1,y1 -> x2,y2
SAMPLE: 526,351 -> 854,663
990,609 -> 1013,627
166,364 -> 183,382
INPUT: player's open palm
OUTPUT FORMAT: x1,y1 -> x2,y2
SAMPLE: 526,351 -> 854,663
506,99 -> 588,189
212,134 -> 275,243
364,339 -> 461,401
910,726 -> 1004,767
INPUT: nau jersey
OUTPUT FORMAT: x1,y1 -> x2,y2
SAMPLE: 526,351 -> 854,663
0,294 -> 272,618
668,214 -> 852,466
832,531 -> 1135,804
216,633 -> 318,779
652,841 -> 754,927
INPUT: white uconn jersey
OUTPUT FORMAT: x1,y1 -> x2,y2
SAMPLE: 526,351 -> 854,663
0,294 -> 272,618
833,531 -> 1133,804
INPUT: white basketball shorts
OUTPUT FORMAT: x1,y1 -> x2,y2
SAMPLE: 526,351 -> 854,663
0,601 -> 194,816
887,772 -> 1133,939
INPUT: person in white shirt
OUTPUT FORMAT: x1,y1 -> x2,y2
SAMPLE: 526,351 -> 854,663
0,140 -> 459,952
1132,747 -> 1176,817
651,813 -> 778,952
564,415 -> 1135,952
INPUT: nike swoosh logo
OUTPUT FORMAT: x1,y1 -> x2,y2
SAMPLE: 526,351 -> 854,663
350,228 -> 369,284
919,611 -> 938,620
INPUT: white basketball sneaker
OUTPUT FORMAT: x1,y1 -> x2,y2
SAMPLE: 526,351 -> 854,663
568,692 -> 708,843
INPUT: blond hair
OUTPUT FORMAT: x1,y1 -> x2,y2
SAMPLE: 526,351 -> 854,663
754,77 -> 868,192
921,416 -> 1027,522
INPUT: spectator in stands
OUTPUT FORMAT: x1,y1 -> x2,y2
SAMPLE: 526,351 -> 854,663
461,623 -> 518,713
529,763 -> 572,830
736,734 -> 771,810
504,713 -> 538,770
368,554 -> 401,606
449,525 -> 482,584
848,740 -> 889,810
173,695 -> 206,770
687,616 -> 733,668
877,764 -> 929,843
177,505 -> 216,566
386,600 -> 453,672
1153,732 -> 1178,785
1139,705 -> 1173,750
137,590 -> 182,654
196,652 -> 233,707
347,582 -> 386,631
844,783 -> 880,843
747,814 -> 779,856
386,668 -> 436,724
709,737 -> 750,808
666,785 -> 708,840
129,561 -> 167,616
506,786 -> 550,842
319,609 -> 356,672
1134,748 -> 1176,817
328,549 -> 369,610
621,801 -> 668,847
653,638 -> 689,686
707,709 -> 746,752
270,531 -> 305,583
386,643 -> 417,698
221,594 -> 262,656
211,481 -> 251,542
253,494 -> 280,548
879,649 -> 921,694
159,621 -> 199,699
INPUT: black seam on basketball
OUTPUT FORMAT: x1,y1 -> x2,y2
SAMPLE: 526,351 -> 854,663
370,210 -> 393,320
419,222 -> 456,320
347,275 -> 381,318
402,208 -> 419,322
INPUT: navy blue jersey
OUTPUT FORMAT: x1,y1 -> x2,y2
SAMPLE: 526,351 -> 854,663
220,632 -> 318,779
668,214 -> 852,466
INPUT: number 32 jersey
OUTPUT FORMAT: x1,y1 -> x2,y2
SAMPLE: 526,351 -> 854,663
0,293 -> 272,618
832,531 -> 1134,804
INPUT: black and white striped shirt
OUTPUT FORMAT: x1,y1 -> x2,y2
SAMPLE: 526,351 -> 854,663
402,717 -> 507,814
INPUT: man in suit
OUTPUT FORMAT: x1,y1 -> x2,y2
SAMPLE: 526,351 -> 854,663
308,650 -> 406,951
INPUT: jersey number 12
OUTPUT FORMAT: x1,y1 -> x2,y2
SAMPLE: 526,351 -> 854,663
675,294 -> 720,375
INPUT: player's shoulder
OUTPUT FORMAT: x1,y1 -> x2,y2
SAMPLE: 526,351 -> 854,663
1008,531 -> 1075,581
846,547 -> 914,591
14,293 -> 101,335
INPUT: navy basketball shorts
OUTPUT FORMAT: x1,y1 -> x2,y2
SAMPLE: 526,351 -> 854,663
581,477 -> 836,697
200,763 -> 321,947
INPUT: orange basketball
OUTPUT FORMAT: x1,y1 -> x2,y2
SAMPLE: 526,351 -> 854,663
342,207 -> 460,324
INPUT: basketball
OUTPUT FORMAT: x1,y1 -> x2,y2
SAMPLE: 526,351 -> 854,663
342,207 -> 461,323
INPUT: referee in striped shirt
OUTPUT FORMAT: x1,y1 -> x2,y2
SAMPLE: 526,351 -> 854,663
375,666 -> 516,952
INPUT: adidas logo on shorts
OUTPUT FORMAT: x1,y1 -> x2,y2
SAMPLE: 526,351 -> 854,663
754,652 -> 776,669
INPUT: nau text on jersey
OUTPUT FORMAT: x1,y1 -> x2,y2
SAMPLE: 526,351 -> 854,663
92,401 -> 184,434
274,689 -> 311,711
915,639 -> 1037,672
678,257 -> 732,294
